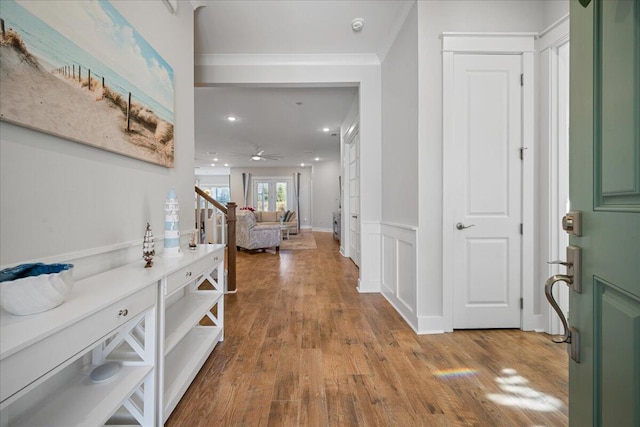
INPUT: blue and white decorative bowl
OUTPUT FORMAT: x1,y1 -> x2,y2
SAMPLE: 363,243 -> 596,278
0,263 -> 74,316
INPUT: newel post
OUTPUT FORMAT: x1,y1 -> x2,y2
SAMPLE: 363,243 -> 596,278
227,202 -> 237,293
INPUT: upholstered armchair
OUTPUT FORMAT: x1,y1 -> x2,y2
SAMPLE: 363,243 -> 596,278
236,212 -> 281,253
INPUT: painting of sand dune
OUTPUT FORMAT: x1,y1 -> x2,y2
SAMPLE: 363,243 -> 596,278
0,0 -> 174,167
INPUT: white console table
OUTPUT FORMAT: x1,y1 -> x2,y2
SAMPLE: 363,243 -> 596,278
0,244 -> 224,427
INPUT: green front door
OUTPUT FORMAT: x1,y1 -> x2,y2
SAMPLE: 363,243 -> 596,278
570,0 -> 640,425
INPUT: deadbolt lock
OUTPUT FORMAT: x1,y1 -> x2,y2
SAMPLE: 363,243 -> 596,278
562,211 -> 582,236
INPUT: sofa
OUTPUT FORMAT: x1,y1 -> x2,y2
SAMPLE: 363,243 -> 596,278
236,211 -> 281,253
253,210 -> 298,234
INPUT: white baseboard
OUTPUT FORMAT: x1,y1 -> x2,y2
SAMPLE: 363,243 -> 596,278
381,292 -> 419,333
417,316 -> 450,335
312,227 -> 332,233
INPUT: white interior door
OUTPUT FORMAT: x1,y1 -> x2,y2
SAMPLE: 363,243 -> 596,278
449,54 -> 523,329
348,128 -> 360,267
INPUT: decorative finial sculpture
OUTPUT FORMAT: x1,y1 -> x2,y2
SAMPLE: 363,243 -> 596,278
143,223 -> 155,268
163,188 -> 182,257
189,230 -> 197,250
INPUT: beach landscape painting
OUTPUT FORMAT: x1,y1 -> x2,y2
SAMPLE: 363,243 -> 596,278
0,0 -> 175,167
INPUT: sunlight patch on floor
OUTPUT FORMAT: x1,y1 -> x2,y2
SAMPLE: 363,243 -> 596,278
487,368 -> 563,412
432,367 -> 478,379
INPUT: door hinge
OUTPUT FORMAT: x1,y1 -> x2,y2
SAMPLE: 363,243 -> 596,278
519,147 -> 527,160
520,73 -> 524,86
520,223 -> 523,235
520,298 -> 524,309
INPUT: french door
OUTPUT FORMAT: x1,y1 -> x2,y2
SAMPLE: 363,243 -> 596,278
253,178 -> 291,212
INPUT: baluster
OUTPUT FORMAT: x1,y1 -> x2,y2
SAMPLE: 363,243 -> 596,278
196,194 -> 202,244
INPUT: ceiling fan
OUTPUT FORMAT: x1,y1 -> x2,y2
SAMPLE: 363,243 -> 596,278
232,148 -> 283,162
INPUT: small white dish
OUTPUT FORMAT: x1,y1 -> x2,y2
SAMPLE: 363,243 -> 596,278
89,362 -> 121,384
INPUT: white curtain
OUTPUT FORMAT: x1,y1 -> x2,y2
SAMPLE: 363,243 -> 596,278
293,172 -> 301,230
242,172 -> 250,207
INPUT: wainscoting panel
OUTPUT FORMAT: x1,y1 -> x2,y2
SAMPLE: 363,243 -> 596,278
382,235 -> 396,294
381,222 -> 418,331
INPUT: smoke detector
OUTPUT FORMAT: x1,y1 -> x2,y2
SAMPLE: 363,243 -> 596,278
351,18 -> 364,32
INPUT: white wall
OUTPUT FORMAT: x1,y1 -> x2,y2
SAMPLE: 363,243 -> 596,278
381,3 -> 419,227
378,3 -> 420,331
229,166 -> 312,227
543,0 -> 570,29
0,1 -> 195,280
312,159 -> 340,231
196,174 -> 229,187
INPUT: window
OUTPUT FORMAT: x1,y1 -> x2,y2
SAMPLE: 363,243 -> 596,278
198,186 -> 230,207
253,178 -> 291,211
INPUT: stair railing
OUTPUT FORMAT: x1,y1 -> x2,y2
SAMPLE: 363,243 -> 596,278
195,186 -> 237,293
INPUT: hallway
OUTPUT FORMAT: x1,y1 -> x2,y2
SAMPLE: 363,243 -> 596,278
167,232 -> 568,426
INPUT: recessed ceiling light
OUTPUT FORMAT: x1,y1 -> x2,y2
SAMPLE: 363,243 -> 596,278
322,127 -> 330,132
224,163 -> 229,167
227,116 -> 237,122
300,163 -> 305,167
315,157 -> 320,161
211,163 -> 216,167
213,157 -> 219,161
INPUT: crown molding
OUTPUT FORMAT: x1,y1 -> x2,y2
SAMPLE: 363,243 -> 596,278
189,0 -> 207,11
195,53 -> 381,67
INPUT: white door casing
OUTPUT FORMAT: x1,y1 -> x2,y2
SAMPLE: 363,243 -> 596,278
549,40 -> 571,335
442,33 -> 536,331
537,15 -> 571,335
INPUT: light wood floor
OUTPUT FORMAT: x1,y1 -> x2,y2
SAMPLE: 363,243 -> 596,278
167,232 -> 568,426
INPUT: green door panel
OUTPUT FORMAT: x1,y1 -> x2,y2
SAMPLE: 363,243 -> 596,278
594,279 -> 640,426
595,0 -> 640,207
569,0 -> 640,426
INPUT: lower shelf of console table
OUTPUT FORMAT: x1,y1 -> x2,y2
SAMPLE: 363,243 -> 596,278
163,327 -> 222,418
14,365 -> 153,427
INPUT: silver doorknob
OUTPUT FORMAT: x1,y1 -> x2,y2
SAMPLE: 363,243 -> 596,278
456,222 -> 475,230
